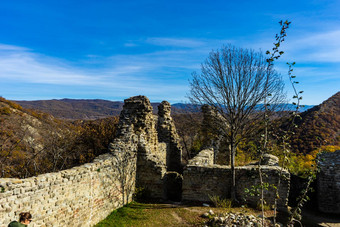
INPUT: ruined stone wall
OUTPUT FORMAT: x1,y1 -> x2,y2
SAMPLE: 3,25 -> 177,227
115,96 -> 168,199
187,148 -> 214,166
201,105 -> 229,164
157,101 -> 182,172
116,95 -> 159,157
0,153 -> 136,227
136,152 -> 167,199
317,150 -> 340,214
182,150 -> 290,209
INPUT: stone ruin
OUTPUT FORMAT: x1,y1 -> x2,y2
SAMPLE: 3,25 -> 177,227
109,96 -> 184,201
110,95 -> 290,208
317,150 -> 340,214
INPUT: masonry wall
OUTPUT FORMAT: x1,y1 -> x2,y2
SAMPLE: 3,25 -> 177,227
317,150 -> 340,214
182,150 -> 290,209
136,152 -> 167,199
0,153 -> 136,227
157,101 -> 182,173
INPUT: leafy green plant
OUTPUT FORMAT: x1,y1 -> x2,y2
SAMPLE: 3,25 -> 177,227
264,20 -> 319,226
254,20 -> 292,226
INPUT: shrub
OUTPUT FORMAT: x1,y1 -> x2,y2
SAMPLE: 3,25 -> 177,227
0,107 -> 11,115
0,97 -> 23,110
208,195 -> 232,208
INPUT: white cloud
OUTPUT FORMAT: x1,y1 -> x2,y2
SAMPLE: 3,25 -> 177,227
281,29 -> 340,63
0,44 -> 151,88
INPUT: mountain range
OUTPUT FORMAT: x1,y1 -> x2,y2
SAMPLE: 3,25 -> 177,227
14,98 -> 314,120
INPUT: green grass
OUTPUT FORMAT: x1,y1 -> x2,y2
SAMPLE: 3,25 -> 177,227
94,202 -> 263,227
95,203 -> 149,227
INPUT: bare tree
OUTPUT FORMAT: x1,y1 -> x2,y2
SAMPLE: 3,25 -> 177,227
189,44 -> 285,201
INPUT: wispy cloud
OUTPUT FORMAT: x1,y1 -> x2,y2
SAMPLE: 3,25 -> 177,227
279,29 -> 340,63
0,53 -> 102,85
146,37 -> 206,48
1,30 -> 337,104
0,42 -> 198,101
124,42 -> 138,47
0,44 -> 29,51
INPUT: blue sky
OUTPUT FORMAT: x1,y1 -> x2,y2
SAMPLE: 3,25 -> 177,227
0,0 -> 339,104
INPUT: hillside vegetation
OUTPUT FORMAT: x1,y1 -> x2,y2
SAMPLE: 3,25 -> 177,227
289,91 -> 340,154
0,97 -> 118,178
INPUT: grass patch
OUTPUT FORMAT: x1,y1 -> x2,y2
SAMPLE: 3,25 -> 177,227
95,202 -> 265,227
95,202 -> 331,226
95,202 -> 207,226
95,203 -> 150,227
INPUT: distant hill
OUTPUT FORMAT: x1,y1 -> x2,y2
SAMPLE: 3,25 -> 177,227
14,99 -> 193,120
288,91 -> 340,154
14,99 -> 315,120
15,99 -> 124,120
280,104 -> 315,112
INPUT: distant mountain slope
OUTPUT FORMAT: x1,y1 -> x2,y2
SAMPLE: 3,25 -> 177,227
14,99 -> 190,119
280,104 -> 315,112
289,91 -> 340,154
15,99 -> 124,119
14,98 -> 315,120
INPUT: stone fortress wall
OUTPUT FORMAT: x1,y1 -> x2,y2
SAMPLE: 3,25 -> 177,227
317,150 -> 340,214
0,153 -> 136,227
182,150 -> 290,208
1,95 -> 296,226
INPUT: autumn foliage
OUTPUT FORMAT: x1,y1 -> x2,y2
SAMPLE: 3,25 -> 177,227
0,97 -> 118,178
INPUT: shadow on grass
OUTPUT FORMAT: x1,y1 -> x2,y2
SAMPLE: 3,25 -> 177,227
131,199 -> 214,209
95,202 -> 149,227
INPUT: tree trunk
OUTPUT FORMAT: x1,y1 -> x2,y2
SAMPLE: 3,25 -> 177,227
230,143 -> 237,202
229,144 -> 231,165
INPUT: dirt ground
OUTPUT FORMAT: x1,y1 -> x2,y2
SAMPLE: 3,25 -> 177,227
301,208 -> 340,227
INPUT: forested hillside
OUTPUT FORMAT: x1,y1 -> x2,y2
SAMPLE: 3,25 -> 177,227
0,97 -> 118,178
289,91 -> 340,154
15,99 -> 124,119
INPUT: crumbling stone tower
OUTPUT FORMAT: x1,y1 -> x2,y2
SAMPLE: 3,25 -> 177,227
110,95 -> 183,201
157,101 -> 183,173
